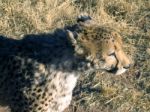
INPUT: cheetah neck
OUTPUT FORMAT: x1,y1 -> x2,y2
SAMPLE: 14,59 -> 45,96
49,56 -> 95,77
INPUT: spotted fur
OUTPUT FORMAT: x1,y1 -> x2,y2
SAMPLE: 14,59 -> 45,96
0,15 -> 131,112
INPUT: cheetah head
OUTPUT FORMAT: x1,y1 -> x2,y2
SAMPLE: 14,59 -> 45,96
66,16 -> 132,75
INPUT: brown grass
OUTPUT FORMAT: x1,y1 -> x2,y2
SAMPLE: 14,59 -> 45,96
0,0 -> 150,112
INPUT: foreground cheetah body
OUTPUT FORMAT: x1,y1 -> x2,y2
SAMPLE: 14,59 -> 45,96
0,16 -> 131,112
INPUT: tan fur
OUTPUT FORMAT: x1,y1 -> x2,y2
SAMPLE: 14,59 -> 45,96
0,15 -> 132,112
68,24 -> 132,73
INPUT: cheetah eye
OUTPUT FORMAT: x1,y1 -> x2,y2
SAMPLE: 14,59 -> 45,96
108,52 -> 115,56
100,58 -> 105,62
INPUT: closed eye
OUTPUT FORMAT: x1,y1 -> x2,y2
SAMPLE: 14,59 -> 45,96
108,52 -> 115,56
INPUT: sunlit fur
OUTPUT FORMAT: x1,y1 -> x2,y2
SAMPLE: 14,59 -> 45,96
0,15 -> 131,112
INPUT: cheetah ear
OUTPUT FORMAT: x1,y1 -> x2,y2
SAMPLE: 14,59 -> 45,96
66,30 -> 77,45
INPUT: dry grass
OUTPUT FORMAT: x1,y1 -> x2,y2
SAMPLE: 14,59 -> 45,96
0,0 -> 150,112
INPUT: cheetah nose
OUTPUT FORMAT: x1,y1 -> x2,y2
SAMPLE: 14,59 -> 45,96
123,64 -> 131,69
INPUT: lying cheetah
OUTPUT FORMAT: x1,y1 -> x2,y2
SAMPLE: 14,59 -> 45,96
0,15 -> 131,112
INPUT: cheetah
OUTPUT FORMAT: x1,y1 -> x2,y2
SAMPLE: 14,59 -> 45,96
0,15 -> 132,112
